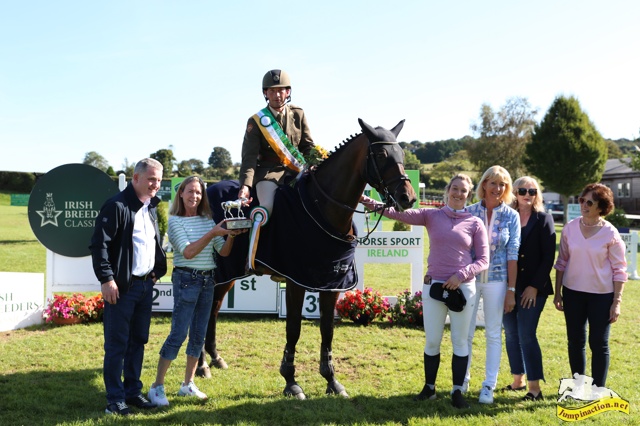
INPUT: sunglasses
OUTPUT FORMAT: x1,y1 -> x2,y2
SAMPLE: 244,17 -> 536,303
517,188 -> 537,196
579,197 -> 595,207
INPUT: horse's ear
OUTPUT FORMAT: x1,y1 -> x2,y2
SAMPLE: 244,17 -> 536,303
358,118 -> 378,141
390,119 -> 405,138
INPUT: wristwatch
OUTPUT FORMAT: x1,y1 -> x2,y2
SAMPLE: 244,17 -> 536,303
507,287 -> 516,292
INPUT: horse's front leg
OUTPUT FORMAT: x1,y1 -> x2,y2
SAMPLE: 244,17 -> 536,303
280,282 -> 306,400
196,282 -> 234,378
319,291 -> 349,398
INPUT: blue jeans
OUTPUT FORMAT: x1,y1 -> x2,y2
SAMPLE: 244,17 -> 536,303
562,286 -> 613,387
103,277 -> 154,404
503,293 -> 548,381
159,269 -> 215,360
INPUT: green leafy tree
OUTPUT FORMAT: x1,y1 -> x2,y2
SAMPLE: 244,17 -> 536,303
177,159 -> 205,177
403,149 -> 421,170
466,97 -> 538,177
208,147 -> 233,179
208,147 -> 233,170
117,158 -> 135,177
525,95 -> 607,221
82,151 -> 110,172
150,149 -> 176,178
414,138 -> 466,164
605,140 -> 623,159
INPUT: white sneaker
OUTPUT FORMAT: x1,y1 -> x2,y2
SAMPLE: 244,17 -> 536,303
478,386 -> 494,404
178,381 -> 208,400
461,380 -> 469,394
148,384 -> 170,406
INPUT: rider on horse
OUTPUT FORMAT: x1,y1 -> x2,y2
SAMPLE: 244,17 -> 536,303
237,69 -> 316,275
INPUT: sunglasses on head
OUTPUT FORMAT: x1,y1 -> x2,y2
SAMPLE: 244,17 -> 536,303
579,197 -> 595,207
517,188 -> 537,196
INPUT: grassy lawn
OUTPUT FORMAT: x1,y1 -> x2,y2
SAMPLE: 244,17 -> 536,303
0,193 -> 638,425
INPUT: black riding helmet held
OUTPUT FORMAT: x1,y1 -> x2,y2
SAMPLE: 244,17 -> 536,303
262,69 -> 292,103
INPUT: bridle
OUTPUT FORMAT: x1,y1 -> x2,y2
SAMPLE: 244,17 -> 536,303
364,141 -> 411,209
309,140 -> 410,214
307,139 -> 412,241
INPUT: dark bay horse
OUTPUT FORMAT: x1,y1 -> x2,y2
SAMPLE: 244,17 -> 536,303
199,118 -> 416,399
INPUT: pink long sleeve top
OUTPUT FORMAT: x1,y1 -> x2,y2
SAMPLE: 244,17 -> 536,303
554,218 -> 628,294
361,196 -> 489,283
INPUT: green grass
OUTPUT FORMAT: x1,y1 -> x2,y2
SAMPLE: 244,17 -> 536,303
1,198 -> 639,425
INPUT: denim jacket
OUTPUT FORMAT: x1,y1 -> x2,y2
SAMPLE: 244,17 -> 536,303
467,201 -> 521,283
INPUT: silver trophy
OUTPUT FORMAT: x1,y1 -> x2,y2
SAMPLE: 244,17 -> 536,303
221,198 -> 252,229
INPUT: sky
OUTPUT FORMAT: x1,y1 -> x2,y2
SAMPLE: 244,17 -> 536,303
1,0 -> 638,174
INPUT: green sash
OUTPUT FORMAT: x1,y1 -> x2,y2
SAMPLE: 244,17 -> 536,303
253,108 -> 306,172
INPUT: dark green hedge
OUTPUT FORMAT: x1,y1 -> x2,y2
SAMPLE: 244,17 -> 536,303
0,171 -> 39,193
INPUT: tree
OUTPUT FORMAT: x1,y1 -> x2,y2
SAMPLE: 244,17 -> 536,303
208,147 -> 233,170
415,138 -> 465,164
150,149 -> 176,178
525,95 -> 607,221
177,159 -> 205,177
403,149 -> 421,170
83,151 -> 110,172
466,97 -> 538,177
118,158 -> 135,177
606,140 -> 623,159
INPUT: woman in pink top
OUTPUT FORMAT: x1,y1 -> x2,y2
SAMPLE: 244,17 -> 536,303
361,174 -> 489,409
553,183 -> 627,387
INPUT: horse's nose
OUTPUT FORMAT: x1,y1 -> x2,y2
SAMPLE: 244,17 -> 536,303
398,192 -> 417,210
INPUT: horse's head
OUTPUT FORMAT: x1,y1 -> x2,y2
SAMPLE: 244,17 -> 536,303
359,118 -> 417,211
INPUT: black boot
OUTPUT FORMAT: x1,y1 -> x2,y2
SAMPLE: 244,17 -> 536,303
451,354 -> 470,409
415,353 -> 439,401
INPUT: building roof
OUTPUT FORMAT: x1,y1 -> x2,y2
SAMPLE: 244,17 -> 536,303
602,158 -> 635,178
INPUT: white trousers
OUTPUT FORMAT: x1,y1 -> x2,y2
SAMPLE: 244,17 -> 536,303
465,281 -> 506,389
423,282 -> 476,357
256,180 -> 278,216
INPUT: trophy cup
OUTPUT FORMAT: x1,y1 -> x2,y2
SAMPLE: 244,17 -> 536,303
221,198 -> 252,229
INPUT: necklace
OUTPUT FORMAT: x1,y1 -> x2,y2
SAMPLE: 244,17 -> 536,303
580,218 -> 602,227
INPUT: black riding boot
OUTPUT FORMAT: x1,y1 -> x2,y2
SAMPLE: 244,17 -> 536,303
415,353 -> 439,401
451,354 -> 470,409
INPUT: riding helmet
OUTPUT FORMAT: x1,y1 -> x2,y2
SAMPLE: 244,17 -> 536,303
262,69 -> 291,90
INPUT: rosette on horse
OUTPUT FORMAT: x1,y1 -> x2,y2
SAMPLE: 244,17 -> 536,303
202,118 -> 416,400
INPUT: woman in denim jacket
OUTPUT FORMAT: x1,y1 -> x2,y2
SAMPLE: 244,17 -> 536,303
464,166 -> 521,404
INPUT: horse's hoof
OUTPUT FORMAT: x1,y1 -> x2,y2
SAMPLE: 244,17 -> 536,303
326,380 -> 349,398
283,383 -> 306,400
211,356 -> 228,370
195,364 -> 212,379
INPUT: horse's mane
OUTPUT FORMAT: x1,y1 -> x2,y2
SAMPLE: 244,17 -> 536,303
314,131 -> 363,171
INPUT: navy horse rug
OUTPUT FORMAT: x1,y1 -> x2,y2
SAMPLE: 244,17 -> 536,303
207,176 -> 358,292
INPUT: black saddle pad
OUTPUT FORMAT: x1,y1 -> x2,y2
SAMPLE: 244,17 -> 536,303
207,177 -> 358,292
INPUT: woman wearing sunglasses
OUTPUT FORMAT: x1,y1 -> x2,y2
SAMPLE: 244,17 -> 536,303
553,183 -> 627,388
502,177 -> 556,401
464,165 -> 521,404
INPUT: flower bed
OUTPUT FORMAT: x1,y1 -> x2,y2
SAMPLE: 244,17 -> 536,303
388,289 -> 423,327
43,293 -> 104,324
336,288 -> 389,326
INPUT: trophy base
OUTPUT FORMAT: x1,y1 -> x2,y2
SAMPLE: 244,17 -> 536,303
224,218 -> 252,230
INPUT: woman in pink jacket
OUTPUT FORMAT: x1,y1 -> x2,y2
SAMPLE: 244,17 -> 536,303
361,174 -> 489,409
554,183 -> 627,387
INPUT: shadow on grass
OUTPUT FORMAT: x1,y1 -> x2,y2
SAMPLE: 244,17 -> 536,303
0,368 -> 555,426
